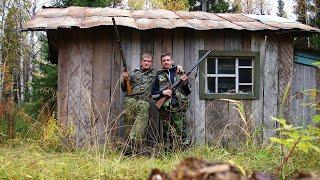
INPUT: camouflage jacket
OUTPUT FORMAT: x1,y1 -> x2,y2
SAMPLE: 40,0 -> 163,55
151,65 -> 191,112
121,67 -> 156,101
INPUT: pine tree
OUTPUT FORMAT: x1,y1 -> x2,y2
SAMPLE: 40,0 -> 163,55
207,0 -> 230,13
277,0 -> 286,17
309,0 -> 320,48
295,0 -> 307,24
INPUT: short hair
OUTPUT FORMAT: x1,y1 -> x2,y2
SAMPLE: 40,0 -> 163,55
160,53 -> 171,61
141,53 -> 153,60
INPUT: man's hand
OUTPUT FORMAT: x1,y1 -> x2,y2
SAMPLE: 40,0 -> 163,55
122,71 -> 129,79
180,75 -> 188,85
162,89 -> 172,97
177,65 -> 184,74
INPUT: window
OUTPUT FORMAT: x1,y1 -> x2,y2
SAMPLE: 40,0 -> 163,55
199,50 -> 260,100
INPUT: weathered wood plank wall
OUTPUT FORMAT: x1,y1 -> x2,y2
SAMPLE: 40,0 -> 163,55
290,63 -> 319,126
251,33 -> 265,143
57,27 -> 315,147
278,36 -> 294,121
262,35 -> 279,140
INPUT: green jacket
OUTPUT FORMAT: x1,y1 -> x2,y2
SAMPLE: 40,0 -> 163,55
121,67 -> 156,101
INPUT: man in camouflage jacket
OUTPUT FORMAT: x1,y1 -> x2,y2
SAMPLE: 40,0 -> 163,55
121,53 -> 156,154
151,53 -> 191,150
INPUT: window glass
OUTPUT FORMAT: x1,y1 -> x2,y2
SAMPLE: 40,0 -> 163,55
239,69 -> 252,83
218,59 -> 235,74
207,77 -> 215,93
239,58 -> 252,66
218,77 -> 235,93
239,85 -> 252,93
207,58 -> 215,74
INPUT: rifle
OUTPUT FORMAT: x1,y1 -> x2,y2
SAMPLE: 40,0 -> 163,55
112,17 -> 132,95
155,50 -> 212,109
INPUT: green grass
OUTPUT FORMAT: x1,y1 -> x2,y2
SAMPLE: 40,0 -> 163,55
0,142 -> 319,179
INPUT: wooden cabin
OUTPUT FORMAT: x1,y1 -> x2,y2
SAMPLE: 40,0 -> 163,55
23,6 -> 320,147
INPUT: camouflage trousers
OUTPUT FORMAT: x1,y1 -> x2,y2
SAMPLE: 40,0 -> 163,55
160,109 -> 188,150
124,97 -> 150,141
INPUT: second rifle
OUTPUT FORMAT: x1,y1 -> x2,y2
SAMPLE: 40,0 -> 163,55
155,50 -> 212,109
112,17 -> 132,95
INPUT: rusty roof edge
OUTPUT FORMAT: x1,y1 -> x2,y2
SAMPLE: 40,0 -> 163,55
214,13 -> 246,30
242,14 -> 320,33
239,14 -> 279,31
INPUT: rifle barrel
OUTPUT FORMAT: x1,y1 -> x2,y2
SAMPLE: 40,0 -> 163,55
171,50 -> 212,90
112,17 -> 127,70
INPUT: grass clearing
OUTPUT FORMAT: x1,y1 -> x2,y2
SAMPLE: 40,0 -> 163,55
1,142 -> 319,179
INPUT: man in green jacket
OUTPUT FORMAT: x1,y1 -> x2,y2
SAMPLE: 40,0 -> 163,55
151,53 -> 191,151
121,53 -> 156,155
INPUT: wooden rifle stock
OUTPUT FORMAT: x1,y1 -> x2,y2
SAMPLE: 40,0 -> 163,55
155,95 -> 168,109
155,50 -> 212,109
123,75 -> 132,95
112,17 -> 132,95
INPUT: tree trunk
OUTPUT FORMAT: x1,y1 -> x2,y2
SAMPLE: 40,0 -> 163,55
5,96 -> 14,139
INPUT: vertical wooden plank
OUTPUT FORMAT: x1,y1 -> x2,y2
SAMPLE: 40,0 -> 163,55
78,30 -> 93,146
110,27 -> 122,142
131,29 -> 141,70
153,29 -> 162,70
289,63 -> 298,125
290,63 -> 304,126
67,30 -> 82,147
277,36 -> 294,122
162,29 -> 173,55
141,30 -> 154,55
57,30 -> 69,130
92,28 -> 111,145
172,28 -> 185,67
242,31 -> 251,52
251,32 -> 265,142
263,35 -> 278,140
184,28 -> 195,143
193,31 -> 206,144
302,65 -> 318,125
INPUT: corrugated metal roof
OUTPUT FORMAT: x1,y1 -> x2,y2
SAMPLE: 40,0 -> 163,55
23,6 -> 320,33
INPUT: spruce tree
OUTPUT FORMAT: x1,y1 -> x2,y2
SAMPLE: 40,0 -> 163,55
295,0 -> 307,24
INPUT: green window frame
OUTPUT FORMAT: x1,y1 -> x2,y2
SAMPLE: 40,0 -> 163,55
199,50 -> 260,100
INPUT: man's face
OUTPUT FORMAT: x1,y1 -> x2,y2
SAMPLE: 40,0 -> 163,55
161,55 -> 173,69
140,57 -> 153,70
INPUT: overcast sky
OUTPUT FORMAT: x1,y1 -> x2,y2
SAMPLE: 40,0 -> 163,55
36,0 -> 297,20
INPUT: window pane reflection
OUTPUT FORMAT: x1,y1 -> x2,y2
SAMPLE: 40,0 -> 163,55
239,59 -> 252,66
239,69 -> 252,83
207,77 -> 215,93
218,59 -> 235,74
207,59 -> 215,74
218,77 -> 235,93
239,85 -> 252,93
